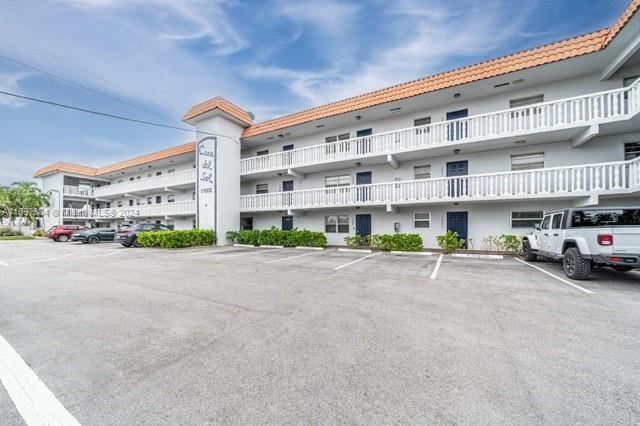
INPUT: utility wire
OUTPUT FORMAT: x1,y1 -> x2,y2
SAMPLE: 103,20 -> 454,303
0,52 -> 178,124
0,29 -> 160,113
0,89 -> 228,138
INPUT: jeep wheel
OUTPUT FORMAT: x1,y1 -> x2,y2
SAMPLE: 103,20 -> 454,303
563,247 -> 591,280
56,234 -> 69,242
87,235 -> 99,244
522,240 -> 537,261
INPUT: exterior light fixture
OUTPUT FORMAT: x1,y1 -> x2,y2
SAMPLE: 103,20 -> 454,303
514,140 -> 527,145
454,149 -> 461,154
454,93 -> 461,98
355,162 -> 362,167
316,124 -> 325,128
356,115 -> 362,120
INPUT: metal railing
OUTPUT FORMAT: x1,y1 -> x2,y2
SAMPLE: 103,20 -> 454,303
93,169 -> 196,198
241,157 -> 640,211
240,79 -> 640,175
62,201 -> 196,219
63,185 -> 94,197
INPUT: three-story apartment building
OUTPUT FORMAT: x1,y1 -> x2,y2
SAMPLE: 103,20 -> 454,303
36,2 -> 640,247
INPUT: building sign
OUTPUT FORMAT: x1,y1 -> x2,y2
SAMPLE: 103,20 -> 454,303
197,137 -> 217,230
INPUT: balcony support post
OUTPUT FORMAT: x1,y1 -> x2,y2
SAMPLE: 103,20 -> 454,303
572,194 -> 599,207
572,124 -> 599,148
386,204 -> 397,213
386,154 -> 399,169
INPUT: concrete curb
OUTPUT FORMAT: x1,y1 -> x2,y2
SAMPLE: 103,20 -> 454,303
390,251 -> 434,256
451,253 -> 504,259
233,244 -> 255,248
261,245 -> 285,249
295,246 -> 325,250
338,248 -> 372,253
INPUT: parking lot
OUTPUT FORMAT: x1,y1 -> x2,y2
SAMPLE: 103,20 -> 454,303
1,240 -> 639,425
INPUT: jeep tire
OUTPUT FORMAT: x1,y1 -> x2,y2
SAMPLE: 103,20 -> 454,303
563,247 -> 591,280
522,240 -> 537,261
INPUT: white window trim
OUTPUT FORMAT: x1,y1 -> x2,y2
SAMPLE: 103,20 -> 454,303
510,152 -> 546,171
413,212 -> 431,228
510,210 -> 544,229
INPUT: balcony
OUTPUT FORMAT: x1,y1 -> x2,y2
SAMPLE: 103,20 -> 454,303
93,169 -> 196,198
63,185 -> 94,198
240,80 -> 640,177
240,157 -> 640,212
62,200 -> 196,219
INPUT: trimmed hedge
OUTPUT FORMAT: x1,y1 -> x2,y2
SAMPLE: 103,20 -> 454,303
345,233 -> 423,251
226,227 -> 327,247
137,229 -> 216,248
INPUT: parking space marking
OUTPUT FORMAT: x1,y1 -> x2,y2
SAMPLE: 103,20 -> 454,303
514,258 -> 595,295
264,249 -> 332,264
0,334 -> 81,426
209,247 -> 289,260
12,253 -> 74,266
333,252 -> 382,271
430,254 -> 443,280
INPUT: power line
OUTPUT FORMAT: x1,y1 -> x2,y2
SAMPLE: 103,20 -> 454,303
0,29 -> 160,111
0,89 -> 229,138
0,52 -> 178,124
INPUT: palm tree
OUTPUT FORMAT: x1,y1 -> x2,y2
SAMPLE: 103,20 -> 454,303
10,182 -> 50,226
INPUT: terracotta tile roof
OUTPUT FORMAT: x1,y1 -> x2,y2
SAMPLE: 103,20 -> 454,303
33,162 -> 98,178
603,0 -> 640,47
182,97 -> 253,126
34,142 -> 196,178
235,1 -> 640,139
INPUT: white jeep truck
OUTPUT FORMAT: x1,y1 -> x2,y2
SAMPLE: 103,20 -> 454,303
522,207 -> 640,280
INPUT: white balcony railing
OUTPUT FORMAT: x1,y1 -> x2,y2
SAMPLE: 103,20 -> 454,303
241,157 -> 640,212
93,169 -> 196,198
62,201 -> 196,219
63,185 -> 94,197
241,79 -> 640,175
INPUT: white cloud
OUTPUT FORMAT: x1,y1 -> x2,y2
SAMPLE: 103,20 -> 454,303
0,71 -> 35,108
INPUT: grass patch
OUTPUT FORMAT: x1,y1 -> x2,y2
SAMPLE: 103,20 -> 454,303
0,235 -> 34,240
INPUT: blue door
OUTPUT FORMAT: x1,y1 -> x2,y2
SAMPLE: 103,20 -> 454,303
356,171 -> 372,202
282,180 -> 294,191
282,180 -> 294,207
447,161 -> 468,197
446,109 -> 468,141
355,214 -> 372,237
282,216 -> 293,230
356,128 -> 373,155
447,212 -> 468,245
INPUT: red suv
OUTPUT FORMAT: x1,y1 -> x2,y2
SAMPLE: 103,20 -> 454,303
48,224 -> 86,242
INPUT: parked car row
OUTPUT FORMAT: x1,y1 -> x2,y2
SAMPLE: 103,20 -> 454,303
48,223 -> 171,247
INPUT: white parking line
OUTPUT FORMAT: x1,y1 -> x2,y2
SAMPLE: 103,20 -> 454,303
264,249 -> 330,264
514,258 -> 595,295
12,253 -> 74,266
430,254 -> 443,280
0,260 -> 7,266
0,334 -> 81,426
334,252 -> 381,271
210,247 -> 288,260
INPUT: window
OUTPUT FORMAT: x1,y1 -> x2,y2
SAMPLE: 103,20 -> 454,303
414,165 -> 431,180
117,200 -> 123,207
325,215 -> 349,233
257,150 -> 269,156
155,196 -> 162,204
156,171 -> 162,176
192,191 -> 196,200
509,94 -> 544,108
106,202 -> 111,208
540,215 -> 551,230
551,213 -> 563,229
325,175 -> 351,187
242,217 -> 254,230
511,211 -> 543,228
256,184 -> 268,194
167,168 -> 175,174
282,144 -> 294,151
414,212 -> 430,228
167,194 -> 175,203
118,179 -> 123,184
282,180 -> 294,192
147,197 -> 152,205
128,199 -> 134,207
511,153 -> 544,171
414,117 -> 431,135
282,216 -> 293,230
570,209 -> 640,227
136,176 -> 141,180
325,133 -> 350,143
129,177 -> 134,181
192,219 -> 197,229
625,142 -> 640,160
147,173 -> 153,177
136,199 -> 141,206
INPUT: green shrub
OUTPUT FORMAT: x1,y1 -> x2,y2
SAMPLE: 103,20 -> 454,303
0,227 -> 21,237
226,227 -> 327,247
436,230 -> 465,253
344,235 -> 369,247
137,229 -> 216,248
369,234 -> 423,251
32,229 -> 47,237
497,234 -> 521,253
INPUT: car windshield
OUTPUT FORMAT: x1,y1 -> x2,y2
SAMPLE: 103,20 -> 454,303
570,209 -> 640,227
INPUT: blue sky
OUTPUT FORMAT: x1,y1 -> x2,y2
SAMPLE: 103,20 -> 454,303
0,0 -> 631,184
